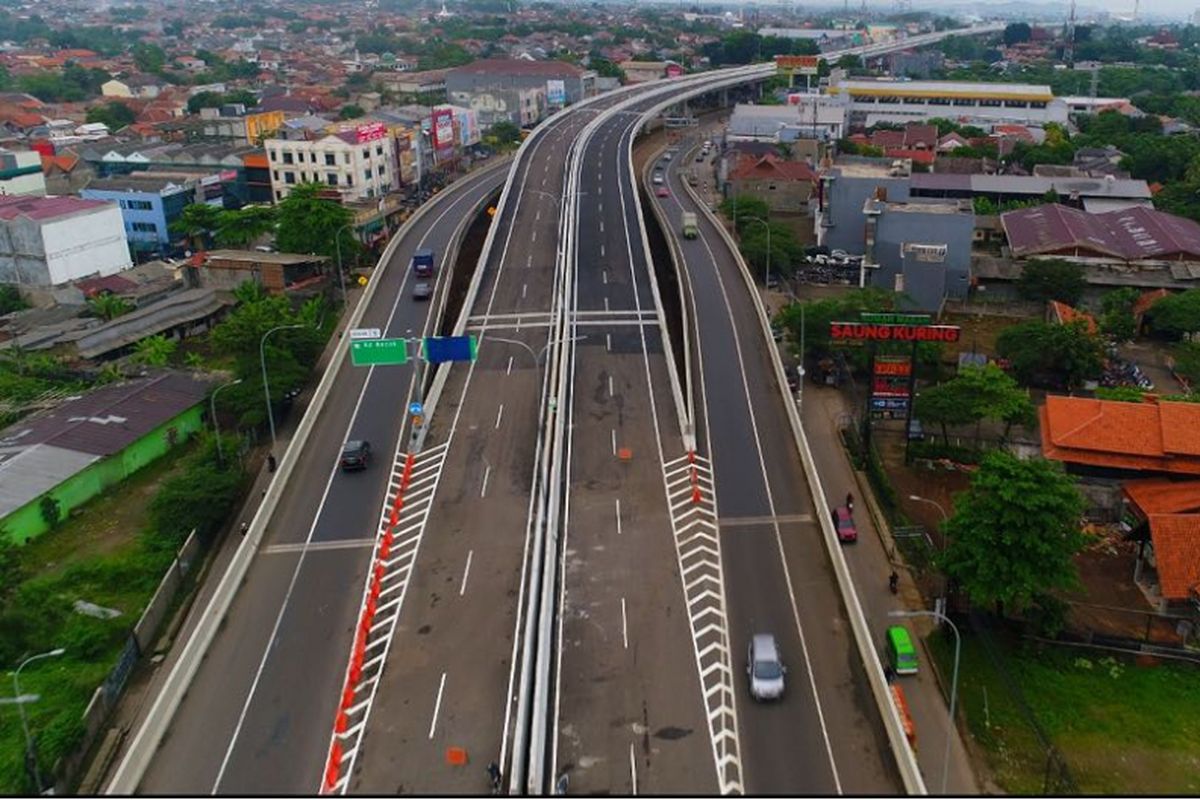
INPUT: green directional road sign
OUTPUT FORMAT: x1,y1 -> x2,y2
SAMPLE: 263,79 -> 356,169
351,337 -> 409,366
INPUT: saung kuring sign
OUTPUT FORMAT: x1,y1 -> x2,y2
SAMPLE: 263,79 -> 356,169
830,322 -> 962,343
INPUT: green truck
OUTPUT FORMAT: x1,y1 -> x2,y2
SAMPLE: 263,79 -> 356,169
681,211 -> 698,239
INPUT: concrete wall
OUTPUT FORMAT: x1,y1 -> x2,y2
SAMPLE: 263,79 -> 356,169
872,207 -> 974,311
43,206 -> 132,284
1,405 -> 205,543
728,177 -> 813,214
820,172 -> 910,255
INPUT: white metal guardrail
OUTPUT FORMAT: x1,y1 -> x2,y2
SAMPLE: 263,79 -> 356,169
103,158 -> 512,794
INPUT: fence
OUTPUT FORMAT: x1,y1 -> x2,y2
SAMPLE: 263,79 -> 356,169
52,531 -> 200,794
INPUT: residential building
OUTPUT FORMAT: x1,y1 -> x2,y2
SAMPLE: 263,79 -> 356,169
908,173 -> 1153,213
729,100 -> 847,143
81,174 -> 220,256
817,157 -> 912,255
100,74 -> 165,99
825,78 -> 1070,127
1001,204 -> 1200,263
198,106 -> 286,144
725,151 -> 816,213
265,125 -> 397,202
373,69 -> 449,97
863,196 -> 974,311
1121,478 -> 1200,607
0,148 -> 46,196
0,195 -> 130,287
73,288 -> 233,360
1060,96 -> 1143,117
881,49 -> 944,79
0,371 -> 213,542
446,59 -> 596,126
184,249 -> 329,295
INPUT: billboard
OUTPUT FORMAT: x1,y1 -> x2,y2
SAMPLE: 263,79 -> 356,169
665,63 -> 685,79
546,79 -> 566,106
355,121 -> 387,143
829,322 -> 962,343
432,107 -> 455,151
775,55 -> 819,76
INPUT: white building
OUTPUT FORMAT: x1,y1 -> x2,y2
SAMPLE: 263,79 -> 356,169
0,149 -> 46,196
0,196 -> 131,287
265,124 -> 398,203
826,78 -> 1070,127
728,100 -> 848,143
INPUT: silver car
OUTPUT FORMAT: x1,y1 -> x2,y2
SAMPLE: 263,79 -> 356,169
747,633 -> 786,701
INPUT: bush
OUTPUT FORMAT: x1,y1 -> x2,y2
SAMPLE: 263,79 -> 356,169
909,440 -> 984,464
148,459 -> 244,547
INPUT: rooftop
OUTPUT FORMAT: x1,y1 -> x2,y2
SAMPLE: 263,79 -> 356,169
0,194 -> 112,222
829,78 -> 1054,101
1003,204 -> 1200,261
1040,396 -> 1200,476
1147,514 -> 1200,600
1124,478 -> 1200,515
448,58 -> 584,79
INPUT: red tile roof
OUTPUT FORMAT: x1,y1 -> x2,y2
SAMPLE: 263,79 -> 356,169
1123,478 -> 1200,515
1132,288 -> 1169,318
1040,396 -> 1200,475
447,58 -> 584,78
1048,300 -> 1098,334
1147,514 -> 1200,600
729,152 -> 816,182
0,195 -> 111,221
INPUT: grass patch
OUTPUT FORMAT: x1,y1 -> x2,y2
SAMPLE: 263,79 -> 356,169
0,442 -> 226,794
927,628 -> 1200,795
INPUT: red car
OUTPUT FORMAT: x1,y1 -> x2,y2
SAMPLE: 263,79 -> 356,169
833,505 -> 857,543
655,185 -> 669,198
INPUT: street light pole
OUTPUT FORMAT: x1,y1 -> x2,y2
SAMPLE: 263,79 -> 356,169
13,648 -> 65,793
742,215 -> 771,286
909,494 -> 949,523
487,335 -> 588,367
889,609 -> 961,795
259,323 -> 306,454
210,378 -> 243,468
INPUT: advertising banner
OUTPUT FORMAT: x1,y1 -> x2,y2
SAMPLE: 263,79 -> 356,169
546,79 -> 566,106
432,107 -> 455,151
355,121 -> 387,143
775,55 -> 820,76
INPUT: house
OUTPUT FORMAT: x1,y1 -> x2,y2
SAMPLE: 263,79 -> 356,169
1002,204 -> 1200,262
936,132 -> 970,153
40,149 -> 93,194
81,174 -> 216,256
0,195 -> 130,288
1040,395 -> 1200,477
619,60 -> 681,84
446,59 -> 596,126
869,123 -> 937,152
101,75 -> 165,100
73,288 -> 233,361
0,371 -> 214,542
185,249 -> 329,295
1121,478 -> 1200,605
817,157 -> 913,256
0,148 -> 46,196
861,196 -> 974,312
1046,300 -> 1098,334
265,127 -> 397,202
725,151 -> 816,213
176,55 -> 207,72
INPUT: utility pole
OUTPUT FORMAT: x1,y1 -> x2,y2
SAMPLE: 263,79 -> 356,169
1063,0 -> 1077,68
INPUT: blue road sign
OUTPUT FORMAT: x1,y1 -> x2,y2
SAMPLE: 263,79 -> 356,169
409,401 -> 424,415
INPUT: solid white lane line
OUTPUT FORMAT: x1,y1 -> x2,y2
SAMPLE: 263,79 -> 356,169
507,356 -> 514,375
481,464 -> 491,498
495,404 -> 504,429
621,597 -> 629,649
599,202 -> 603,214
459,550 -> 474,596
429,672 -> 447,739
630,742 -> 638,795
608,375 -> 614,397
615,499 -> 622,535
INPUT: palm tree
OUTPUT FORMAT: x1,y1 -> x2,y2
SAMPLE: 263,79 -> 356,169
87,293 -> 132,321
214,206 -> 278,248
170,203 -> 224,252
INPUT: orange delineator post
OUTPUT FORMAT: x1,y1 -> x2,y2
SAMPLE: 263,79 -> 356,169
890,684 -> 917,751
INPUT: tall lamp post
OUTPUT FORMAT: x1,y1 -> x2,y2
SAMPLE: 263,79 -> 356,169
331,222 -> 353,307
259,323 -> 306,454
889,609 -> 960,795
13,648 -> 65,794
741,215 -> 772,287
909,494 -> 949,524
210,378 -> 243,468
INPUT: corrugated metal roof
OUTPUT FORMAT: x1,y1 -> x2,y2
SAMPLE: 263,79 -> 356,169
75,288 -> 231,359
0,371 -> 212,458
1003,203 -> 1200,260
0,444 -> 99,518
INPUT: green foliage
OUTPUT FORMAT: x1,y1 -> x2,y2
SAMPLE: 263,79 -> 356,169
339,103 -> 365,120
915,364 -> 1035,445
187,90 -> 223,114
774,288 -> 895,358
131,335 -> 177,367
85,100 -> 135,131
700,30 -> 818,65
0,284 -> 27,314
1173,342 -> 1200,386
223,89 -> 258,108
972,196 -> 1041,216
1094,386 -> 1147,403
939,451 -> 1086,615
1003,22 -> 1032,47
485,120 -> 522,149
87,293 -> 132,321
148,457 -> 243,547
718,195 -> 769,230
588,54 -> 625,80
1099,287 -> 1140,342
274,183 -> 356,261
836,138 -> 884,157
132,42 -> 166,73
996,320 -> 1104,390
18,64 -> 111,102
1148,289 -> 1200,338
1015,259 -> 1087,306
213,206 -> 276,248
171,202 -> 224,249
39,494 -> 61,528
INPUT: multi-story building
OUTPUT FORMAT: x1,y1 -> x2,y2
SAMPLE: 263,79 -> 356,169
265,124 -> 397,202
817,157 -> 913,255
825,78 -> 1070,127
81,174 -> 223,256
446,59 -> 597,127
0,195 -> 131,287
0,148 -> 46,196
863,196 -> 975,312
198,105 -> 286,144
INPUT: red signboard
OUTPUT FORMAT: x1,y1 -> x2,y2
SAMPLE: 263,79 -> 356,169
874,358 -> 912,377
432,108 -> 455,151
830,323 -> 962,343
665,63 -> 685,78
355,122 -> 387,143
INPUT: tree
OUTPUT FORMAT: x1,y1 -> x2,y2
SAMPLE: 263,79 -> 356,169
132,42 -> 166,73
171,203 -> 224,251
996,320 -> 1104,390
718,196 -> 769,232
214,206 -> 277,248
85,101 -> 135,131
939,451 -> 1085,616
274,183 -> 356,261
149,458 -> 243,546
131,334 -> 177,366
1148,288 -> 1200,338
485,120 -> 522,149
916,364 -> 1035,445
1015,259 -> 1087,306
0,285 -> 26,315
1100,287 -> 1139,342
339,103 -> 365,120
187,90 -> 223,114
774,288 -> 895,358
223,89 -> 258,108
87,293 -> 132,321
1003,22 -> 1032,47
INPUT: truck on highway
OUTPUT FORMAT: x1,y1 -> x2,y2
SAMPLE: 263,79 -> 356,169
411,247 -> 435,278
681,211 -> 698,239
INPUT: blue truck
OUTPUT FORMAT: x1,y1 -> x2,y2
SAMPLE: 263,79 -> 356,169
411,248 -> 436,278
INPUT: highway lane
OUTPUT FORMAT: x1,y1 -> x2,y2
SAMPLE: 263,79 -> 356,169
651,136 -> 899,794
552,111 -> 718,795
136,162 -> 508,794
